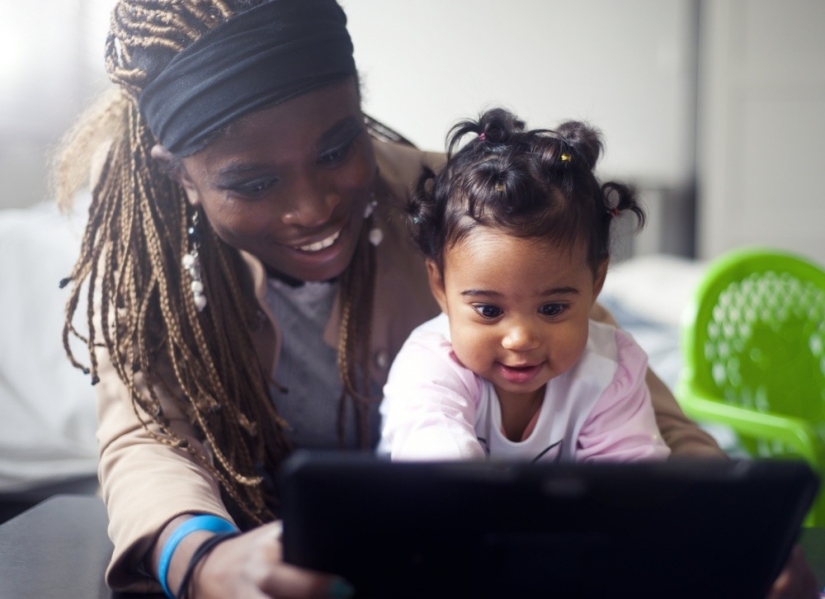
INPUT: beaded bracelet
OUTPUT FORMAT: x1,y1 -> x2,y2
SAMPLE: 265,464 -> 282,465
157,515 -> 239,599
177,531 -> 241,599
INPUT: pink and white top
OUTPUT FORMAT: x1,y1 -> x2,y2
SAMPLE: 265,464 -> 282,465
380,314 -> 670,462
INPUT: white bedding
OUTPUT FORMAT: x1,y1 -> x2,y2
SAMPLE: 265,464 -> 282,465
0,199 -> 97,492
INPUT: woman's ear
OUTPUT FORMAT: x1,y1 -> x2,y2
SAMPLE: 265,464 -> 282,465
150,144 -> 201,206
425,259 -> 449,313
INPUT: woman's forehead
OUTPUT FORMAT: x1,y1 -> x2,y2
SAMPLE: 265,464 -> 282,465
188,79 -> 363,165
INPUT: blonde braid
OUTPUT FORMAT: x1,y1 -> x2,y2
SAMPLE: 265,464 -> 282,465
336,217 -> 378,448
57,0 -> 289,528
57,0 -> 376,525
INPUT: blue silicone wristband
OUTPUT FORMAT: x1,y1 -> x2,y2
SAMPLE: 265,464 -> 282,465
157,515 -> 238,598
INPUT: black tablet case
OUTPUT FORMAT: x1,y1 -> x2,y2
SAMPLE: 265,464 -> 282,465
280,453 -> 818,599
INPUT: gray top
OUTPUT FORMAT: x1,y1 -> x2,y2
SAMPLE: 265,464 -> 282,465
265,277 -> 380,449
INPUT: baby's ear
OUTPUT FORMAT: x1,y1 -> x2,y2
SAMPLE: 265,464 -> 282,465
425,259 -> 448,313
591,259 -> 609,302
150,144 -> 201,206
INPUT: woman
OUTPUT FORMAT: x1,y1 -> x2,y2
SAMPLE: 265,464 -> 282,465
53,1 -> 811,598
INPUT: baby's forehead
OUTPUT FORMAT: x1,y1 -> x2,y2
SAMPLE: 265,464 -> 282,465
449,223 -> 588,257
443,237 -> 594,302
444,227 -> 592,282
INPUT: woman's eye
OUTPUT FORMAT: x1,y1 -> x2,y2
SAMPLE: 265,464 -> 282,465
318,140 -> 354,165
474,304 -> 502,319
229,178 -> 278,197
540,303 -> 565,317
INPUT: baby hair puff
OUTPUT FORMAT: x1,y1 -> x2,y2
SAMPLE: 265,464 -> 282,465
406,108 -> 646,274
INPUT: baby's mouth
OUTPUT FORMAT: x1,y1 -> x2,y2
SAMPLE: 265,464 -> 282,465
295,229 -> 342,253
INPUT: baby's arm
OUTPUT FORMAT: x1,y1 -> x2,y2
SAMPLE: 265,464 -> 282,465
576,330 -> 671,461
380,333 -> 486,461
589,302 -> 724,457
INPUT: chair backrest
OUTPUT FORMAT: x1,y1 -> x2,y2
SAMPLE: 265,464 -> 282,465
680,248 -> 825,425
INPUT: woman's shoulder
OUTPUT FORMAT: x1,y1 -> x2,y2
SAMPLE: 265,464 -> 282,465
371,136 -> 446,197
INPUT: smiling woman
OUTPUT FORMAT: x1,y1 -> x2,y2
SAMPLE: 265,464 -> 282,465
51,1 -> 444,597
167,81 -> 376,284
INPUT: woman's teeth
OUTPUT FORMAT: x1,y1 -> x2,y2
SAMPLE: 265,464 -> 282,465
297,229 -> 341,252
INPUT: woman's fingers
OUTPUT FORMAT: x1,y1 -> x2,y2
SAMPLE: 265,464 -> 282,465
193,521 -> 353,599
259,522 -> 354,599
764,544 -> 818,599
261,560 -> 353,599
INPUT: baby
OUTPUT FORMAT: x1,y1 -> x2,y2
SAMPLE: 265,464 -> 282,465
381,108 -> 670,463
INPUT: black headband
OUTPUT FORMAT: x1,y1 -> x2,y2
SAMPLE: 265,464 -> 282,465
138,0 -> 356,155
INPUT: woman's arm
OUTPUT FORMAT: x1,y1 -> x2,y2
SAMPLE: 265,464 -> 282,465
94,345 -> 234,591
96,344 -> 349,598
150,516 -> 347,599
644,368 -> 726,458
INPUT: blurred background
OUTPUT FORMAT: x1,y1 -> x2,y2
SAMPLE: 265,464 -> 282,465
3,0 -> 823,261
0,0 -> 823,515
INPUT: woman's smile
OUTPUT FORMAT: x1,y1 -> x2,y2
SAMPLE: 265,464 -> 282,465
293,228 -> 342,253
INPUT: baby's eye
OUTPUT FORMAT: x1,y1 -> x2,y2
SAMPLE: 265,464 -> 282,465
473,304 -> 503,319
539,303 -> 565,317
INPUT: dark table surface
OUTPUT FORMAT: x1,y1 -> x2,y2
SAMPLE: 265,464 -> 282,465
1,494 -> 824,598
0,495 -> 161,599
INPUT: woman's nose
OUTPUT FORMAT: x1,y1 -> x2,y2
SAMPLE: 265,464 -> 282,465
281,177 -> 340,227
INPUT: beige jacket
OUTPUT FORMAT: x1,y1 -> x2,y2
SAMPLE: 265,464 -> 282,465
95,138 -> 723,592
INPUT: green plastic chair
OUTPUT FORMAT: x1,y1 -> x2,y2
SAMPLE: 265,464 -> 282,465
676,247 -> 825,525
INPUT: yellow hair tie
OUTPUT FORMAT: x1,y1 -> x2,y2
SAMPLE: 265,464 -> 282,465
560,152 -> 572,162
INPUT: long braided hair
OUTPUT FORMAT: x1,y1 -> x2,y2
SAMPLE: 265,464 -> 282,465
52,0 -> 378,528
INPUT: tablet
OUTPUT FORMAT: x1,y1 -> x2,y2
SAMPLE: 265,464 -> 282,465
279,452 -> 818,599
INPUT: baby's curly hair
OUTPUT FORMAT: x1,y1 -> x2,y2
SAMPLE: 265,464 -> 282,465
407,108 -> 645,275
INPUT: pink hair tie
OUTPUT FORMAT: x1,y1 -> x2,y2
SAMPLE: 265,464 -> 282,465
478,132 -> 486,141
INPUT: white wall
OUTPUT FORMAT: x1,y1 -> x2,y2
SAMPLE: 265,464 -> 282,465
3,0 -> 697,199
697,0 -> 825,263
4,0 -> 699,255
8,1 -> 822,265
343,0 -> 698,187
0,0 -> 113,210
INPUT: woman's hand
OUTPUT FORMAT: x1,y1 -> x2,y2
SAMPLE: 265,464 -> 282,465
183,522 -> 353,599
766,544 -> 818,599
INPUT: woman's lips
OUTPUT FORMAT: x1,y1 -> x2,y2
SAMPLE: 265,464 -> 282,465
497,362 -> 543,385
293,228 -> 342,253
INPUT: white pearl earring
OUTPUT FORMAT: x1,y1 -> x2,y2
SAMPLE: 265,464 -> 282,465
363,196 -> 383,246
364,196 -> 383,246
183,210 -> 207,312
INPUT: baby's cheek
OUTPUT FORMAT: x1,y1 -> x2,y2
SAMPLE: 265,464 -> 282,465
559,327 -> 590,367
450,331 -> 490,373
